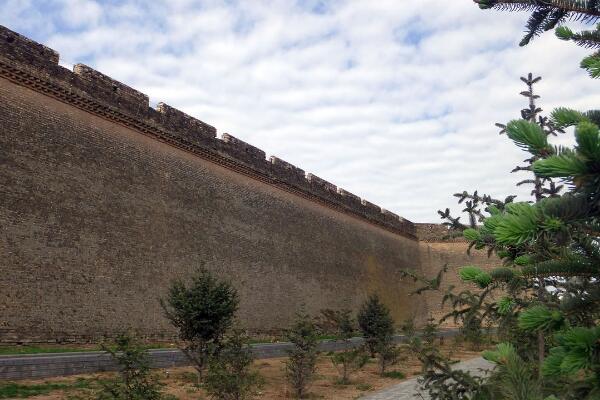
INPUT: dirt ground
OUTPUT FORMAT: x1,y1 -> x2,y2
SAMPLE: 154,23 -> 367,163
10,340 -> 483,400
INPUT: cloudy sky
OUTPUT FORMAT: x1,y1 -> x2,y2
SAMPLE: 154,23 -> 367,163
2,0 -> 598,222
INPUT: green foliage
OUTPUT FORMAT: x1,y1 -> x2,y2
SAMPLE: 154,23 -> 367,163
161,269 -> 239,377
490,267 -> 517,282
320,309 -> 369,384
581,53 -> 600,78
97,333 -> 164,400
432,70 -> 600,399
483,342 -> 518,364
551,107 -> 587,128
459,266 -> 492,289
497,297 -> 516,315
204,330 -> 263,400
542,327 -> 600,378
0,379 -> 91,399
285,312 -> 319,399
475,1 -> 600,77
459,266 -> 484,282
514,255 -> 533,266
382,370 -> 405,379
375,341 -> 403,376
518,305 -> 564,332
485,343 -> 544,400
318,309 -> 354,340
331,348 -> 369,385
356,294 -> 395,357
556,24 -> 600,77
535,120 -> 600,180
505,120 -> 551,156
463,228 -> 480,241
407,319 -> 491,399
494,202 -> 541,246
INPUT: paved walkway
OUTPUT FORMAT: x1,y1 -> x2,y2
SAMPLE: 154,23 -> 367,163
360,357 -> 493,400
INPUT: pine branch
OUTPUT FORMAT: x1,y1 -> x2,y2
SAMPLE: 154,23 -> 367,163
521,7 -> 553,45
475,1 -> 600,18
557,25 -> 600,48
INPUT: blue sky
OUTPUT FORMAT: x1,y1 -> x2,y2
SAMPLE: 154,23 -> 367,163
2,0 -> 599,222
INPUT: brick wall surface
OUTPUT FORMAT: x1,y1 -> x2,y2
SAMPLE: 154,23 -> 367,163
0,25 -> 500,344
0,77 -> 427,342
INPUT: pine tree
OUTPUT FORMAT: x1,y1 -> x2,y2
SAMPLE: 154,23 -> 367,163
445,86 -> 600,398
161,269 -> 239,380
356,295 -> 395,358
408,73 -> 600,399
475,1 -> 600,77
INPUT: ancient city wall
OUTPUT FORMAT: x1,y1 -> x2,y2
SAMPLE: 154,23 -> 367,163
0,26 -> 496,343
417,224 -> 501,326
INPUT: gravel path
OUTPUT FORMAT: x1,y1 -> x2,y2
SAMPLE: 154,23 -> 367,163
360,357 -> 493,400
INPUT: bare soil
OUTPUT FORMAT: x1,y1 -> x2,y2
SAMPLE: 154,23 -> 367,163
11,340 -> 483,400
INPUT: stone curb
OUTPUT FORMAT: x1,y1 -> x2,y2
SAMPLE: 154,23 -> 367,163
0,329 -> 459,380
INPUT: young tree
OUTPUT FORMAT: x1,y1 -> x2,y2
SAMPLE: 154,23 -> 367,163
401,71 -> 600,399
97,333 -> 164,400
161,269 -> 239,380
475,0 -> 600,77
406,319 -> 492,399
284,312 -> 319,399
204,329 -> 263,400
321,309 -> 369,384
357,295 -> 395,358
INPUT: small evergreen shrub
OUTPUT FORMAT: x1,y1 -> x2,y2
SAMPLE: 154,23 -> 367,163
357,294 -> 395,357
375,341 -> 402,376
331,348 -> 369,385
161,269 -> 238,379
284,312 -> 319,399
96,333 -> 164,400
321,309 -> 368,384
204,329 -> 263,400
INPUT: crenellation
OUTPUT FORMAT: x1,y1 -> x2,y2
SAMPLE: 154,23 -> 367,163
0,24 -> 415,239
361,199 -> 381,214
269,156 -> 306,185
337,188 -> 362,208
0,24 -> 502,345
0,27 -> 59,65
73,64 -> 149,117
381,208 -> 400,221
380,208 -> 403,229
155,102 -> 217,145
221,133 -> 267,160
306,173 -> 337,193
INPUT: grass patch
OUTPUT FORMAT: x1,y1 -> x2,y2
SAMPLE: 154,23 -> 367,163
0,343 -> 176,356
356,383 -> 373,391
0,377 -> 105,399
0,378 -> 93,399
382,370 -> 406,379
0,346 -> 96,356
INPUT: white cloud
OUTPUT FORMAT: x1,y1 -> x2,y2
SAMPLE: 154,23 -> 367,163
1,1 -> 596,222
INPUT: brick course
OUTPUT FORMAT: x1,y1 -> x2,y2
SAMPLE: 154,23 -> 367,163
0,25 -> 498,343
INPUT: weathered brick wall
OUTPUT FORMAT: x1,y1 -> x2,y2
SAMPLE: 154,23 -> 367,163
0,25 -> 498,343
0,25 -> 431,343
0,77 -> 429,342
416,224 -> 501,326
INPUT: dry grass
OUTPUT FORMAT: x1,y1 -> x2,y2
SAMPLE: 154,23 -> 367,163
7,339 -> 483,400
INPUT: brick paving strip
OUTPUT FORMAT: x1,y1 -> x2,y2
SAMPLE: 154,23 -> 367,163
0,330 -> 460,380
360,357 -> 493,400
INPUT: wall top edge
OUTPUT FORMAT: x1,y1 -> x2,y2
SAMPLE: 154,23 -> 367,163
0,24 -> 416,239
